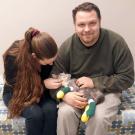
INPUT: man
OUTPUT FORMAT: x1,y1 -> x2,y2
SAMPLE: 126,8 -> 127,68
51,2 -> 134,135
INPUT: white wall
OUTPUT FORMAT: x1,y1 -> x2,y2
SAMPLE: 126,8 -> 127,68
0,0 -> 135,74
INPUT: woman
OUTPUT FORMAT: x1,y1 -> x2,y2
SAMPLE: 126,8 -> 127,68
3,27 -> 61,135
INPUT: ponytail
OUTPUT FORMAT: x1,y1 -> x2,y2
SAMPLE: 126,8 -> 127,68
8,28 -> 43,118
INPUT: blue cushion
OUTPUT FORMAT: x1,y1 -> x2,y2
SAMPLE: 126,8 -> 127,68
0,84 -> 26,135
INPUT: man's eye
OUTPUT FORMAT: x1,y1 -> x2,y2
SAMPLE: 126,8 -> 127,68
78,24 -> 85,27
90,22 -> 96,26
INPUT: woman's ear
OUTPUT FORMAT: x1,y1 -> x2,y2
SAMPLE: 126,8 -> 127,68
31,53 -> 37,59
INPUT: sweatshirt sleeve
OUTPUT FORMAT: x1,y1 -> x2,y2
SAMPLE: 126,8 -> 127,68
4,55 -> 17,86
3,55 -> 17,104
50,42 -> 70,100
92,38 -> 134,93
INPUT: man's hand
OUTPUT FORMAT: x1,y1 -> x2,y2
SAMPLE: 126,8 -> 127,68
44,78 -> 62,89
76,76 -> 94,89
63,92 -> 87,109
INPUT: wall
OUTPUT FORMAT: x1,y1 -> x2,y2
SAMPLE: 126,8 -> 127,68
0,0 -> 135,74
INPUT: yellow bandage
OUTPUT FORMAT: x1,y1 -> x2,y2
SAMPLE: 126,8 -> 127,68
57,91 -> 64,99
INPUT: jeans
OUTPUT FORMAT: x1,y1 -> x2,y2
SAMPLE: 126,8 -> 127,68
3,91 -> 57,135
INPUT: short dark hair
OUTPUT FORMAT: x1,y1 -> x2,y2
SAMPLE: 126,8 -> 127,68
72,2 -> 101,22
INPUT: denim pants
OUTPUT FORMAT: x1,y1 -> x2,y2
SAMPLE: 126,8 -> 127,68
3,91 -> 57,135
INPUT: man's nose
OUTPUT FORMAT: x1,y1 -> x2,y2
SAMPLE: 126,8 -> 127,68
84,25 -> 90,32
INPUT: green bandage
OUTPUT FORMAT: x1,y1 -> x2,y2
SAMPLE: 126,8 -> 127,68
57,87 -> 70,99
81,99 -> 96,123
86,101 -> 96,116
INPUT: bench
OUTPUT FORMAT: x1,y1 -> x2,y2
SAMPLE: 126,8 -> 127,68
0,77 -> 135,135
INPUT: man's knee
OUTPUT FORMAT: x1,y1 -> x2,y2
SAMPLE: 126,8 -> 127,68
94,111 -> 105,123
87,107 -> 106,126
59,106 -> 74,116
58,103 -> 79,120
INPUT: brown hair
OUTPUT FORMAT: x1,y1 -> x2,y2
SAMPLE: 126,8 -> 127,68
3,27 -> 58,118
72,2 -> 101,23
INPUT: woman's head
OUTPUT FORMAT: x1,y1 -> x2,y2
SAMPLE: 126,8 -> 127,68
25,27 -> 58,65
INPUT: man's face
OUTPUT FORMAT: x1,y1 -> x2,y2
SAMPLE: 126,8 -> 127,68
74,10 -> 101,47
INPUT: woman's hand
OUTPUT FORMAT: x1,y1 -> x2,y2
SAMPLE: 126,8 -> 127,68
44,78 -> 62,89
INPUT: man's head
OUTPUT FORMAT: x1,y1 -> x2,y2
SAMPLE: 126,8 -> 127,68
72,2 -> 101,47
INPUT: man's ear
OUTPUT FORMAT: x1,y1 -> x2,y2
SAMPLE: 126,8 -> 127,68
31,53 -> 37,59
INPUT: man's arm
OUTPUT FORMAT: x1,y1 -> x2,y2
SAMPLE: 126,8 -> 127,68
92,38 -> 134,92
